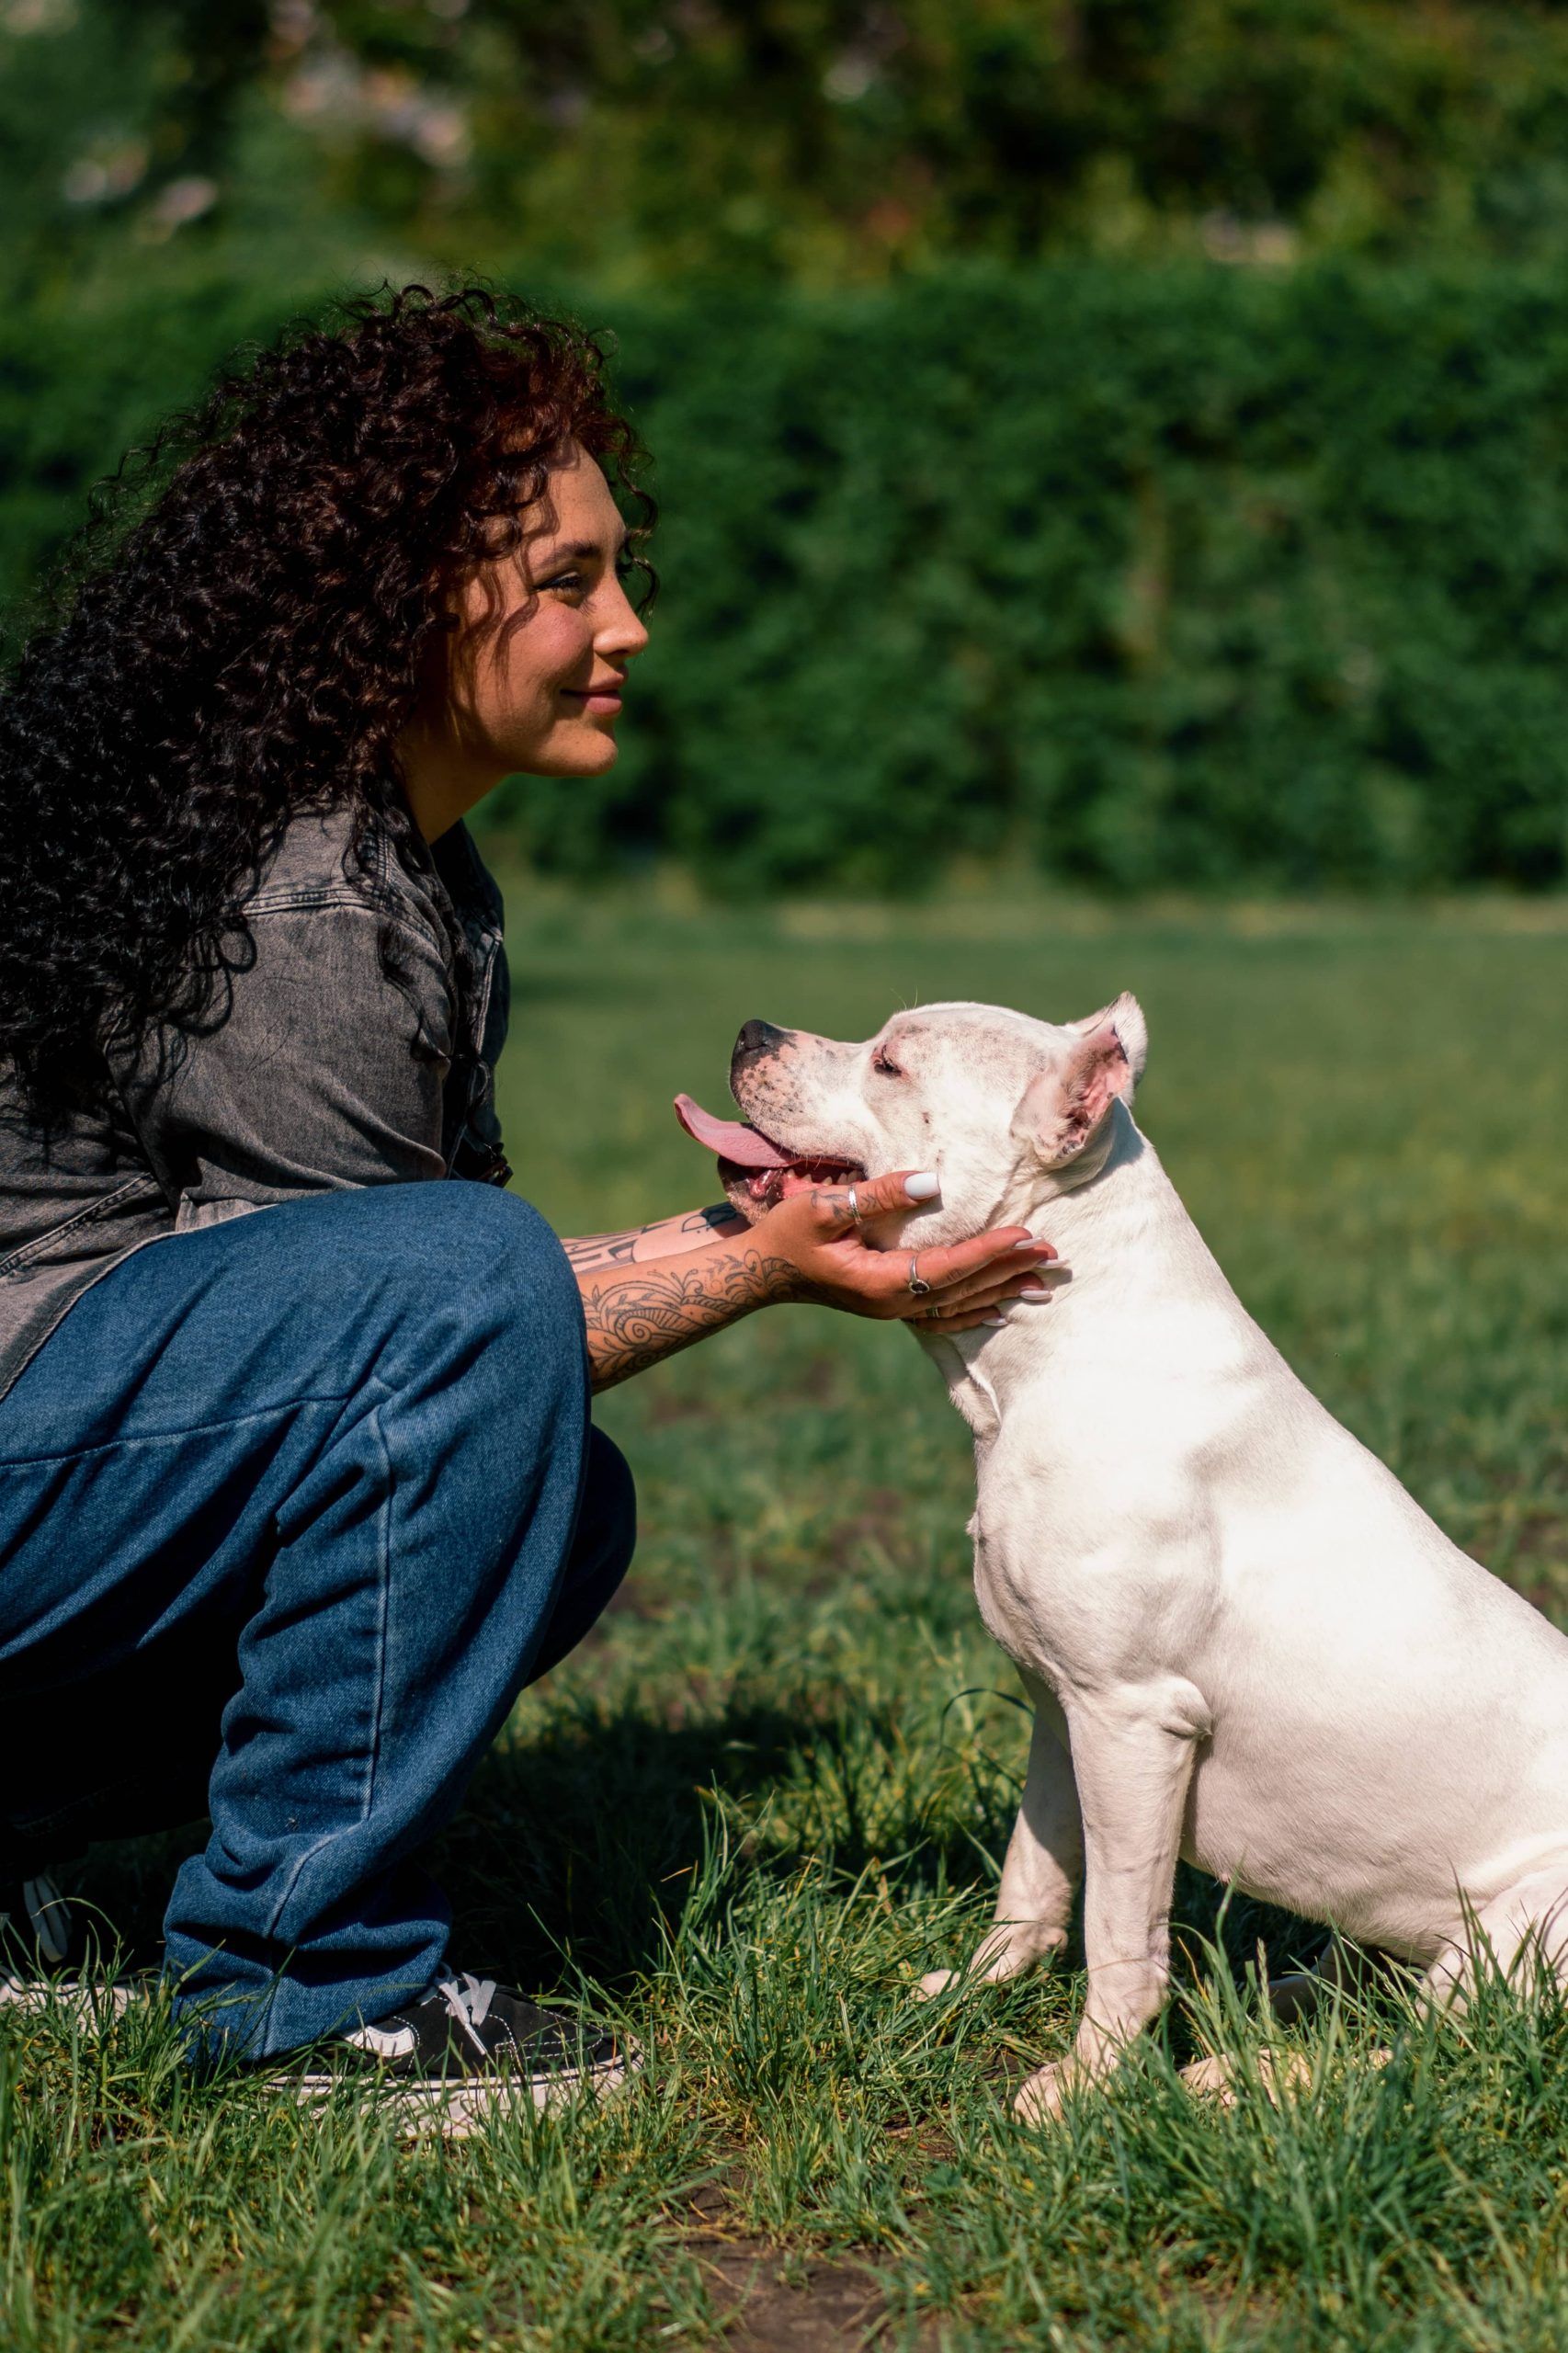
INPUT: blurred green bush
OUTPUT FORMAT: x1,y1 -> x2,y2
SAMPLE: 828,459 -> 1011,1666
537,265 -> 1568,892
6,261 -> 1568,892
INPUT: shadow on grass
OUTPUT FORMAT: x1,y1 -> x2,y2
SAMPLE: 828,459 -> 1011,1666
58,1693 -> 873,1979
67,1688 -> 1333,2041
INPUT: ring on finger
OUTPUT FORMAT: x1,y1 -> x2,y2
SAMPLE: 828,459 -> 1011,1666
846,1183 -> 862,1226
907,1252 -> 932,1297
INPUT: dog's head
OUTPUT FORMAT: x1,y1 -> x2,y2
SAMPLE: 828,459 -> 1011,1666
694,995 -> 1148,1241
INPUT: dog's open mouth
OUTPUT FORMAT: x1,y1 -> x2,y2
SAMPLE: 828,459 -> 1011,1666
674,1093 -> 864,1210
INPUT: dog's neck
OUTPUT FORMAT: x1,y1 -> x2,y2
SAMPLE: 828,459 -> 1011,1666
925,1103 -> 1241,1443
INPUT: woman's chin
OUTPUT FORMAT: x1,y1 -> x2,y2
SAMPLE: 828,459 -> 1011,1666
518,724 -> 622,779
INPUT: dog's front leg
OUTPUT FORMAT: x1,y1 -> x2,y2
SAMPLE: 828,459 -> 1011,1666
917,1672 -> 1082,2000
1015,1684 -> 1206,2123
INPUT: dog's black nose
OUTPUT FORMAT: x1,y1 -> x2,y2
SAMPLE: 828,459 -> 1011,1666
733,1018 -> 788,1070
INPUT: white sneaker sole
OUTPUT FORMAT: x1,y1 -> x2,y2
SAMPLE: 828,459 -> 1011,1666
0,1975 -> 144,2021
274,2041 -> 639,2139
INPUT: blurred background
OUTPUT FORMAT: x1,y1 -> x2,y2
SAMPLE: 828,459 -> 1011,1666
6,0 -> 1568,896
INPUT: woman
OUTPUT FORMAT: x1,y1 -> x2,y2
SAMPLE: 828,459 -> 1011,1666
0,288 -> 1054,2120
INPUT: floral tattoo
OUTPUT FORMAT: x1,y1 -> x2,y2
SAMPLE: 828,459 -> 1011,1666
584,1247 -> 802,1390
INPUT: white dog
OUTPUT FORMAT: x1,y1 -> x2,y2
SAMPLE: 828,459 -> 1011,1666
682,999 -> 1568,2120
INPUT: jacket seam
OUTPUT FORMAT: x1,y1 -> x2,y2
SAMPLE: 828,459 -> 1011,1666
0,1173 -> 165,1282
243,891 -> 448,958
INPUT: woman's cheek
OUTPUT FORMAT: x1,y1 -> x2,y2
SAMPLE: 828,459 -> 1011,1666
482,615 -> 567,728
535,605 -> 594,680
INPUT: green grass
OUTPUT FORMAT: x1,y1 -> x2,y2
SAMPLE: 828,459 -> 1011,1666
7,887 -> 1568,2350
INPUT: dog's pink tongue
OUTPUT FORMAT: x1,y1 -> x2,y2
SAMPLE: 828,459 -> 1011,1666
674,1093 -> 794,1170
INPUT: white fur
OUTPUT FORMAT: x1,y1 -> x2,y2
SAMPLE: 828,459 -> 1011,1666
730,996 -> 1568,2120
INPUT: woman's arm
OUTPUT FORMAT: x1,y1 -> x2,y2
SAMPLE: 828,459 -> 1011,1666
578,1169 -> 1058,1392
577,1227 -> 799,1389
562,1203 -> 746,1273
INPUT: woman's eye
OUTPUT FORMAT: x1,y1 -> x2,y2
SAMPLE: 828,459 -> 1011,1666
872,1047 -> 903,1077
543,571 -> 586,597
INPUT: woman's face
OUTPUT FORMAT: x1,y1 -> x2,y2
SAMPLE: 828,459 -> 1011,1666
441,438 -> 650,783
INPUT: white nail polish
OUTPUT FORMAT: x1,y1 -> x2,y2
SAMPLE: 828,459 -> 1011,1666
984,1314 -> 1008,1327
904,1172 -> 940,1201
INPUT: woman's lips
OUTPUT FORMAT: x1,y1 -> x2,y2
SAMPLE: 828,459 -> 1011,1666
562,683 -> 623,714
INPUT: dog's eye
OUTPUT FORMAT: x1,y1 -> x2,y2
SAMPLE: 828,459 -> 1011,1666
871,1045 -> 903,1078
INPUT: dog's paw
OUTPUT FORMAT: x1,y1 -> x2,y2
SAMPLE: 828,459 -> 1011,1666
1179,2044 -> 1391,2109
1180,2046 -> 1312,2109
1013,2056 -> 1088,2124
914,1968 -> 962,2002
1179,2050 -> 1257,2106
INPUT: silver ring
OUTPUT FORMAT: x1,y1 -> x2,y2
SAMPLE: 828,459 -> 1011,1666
846,1184 -> 862,1226
908,1253 -> 933,1298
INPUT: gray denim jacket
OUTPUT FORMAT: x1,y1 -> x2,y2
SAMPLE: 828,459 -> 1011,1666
0,804 -> 510,1405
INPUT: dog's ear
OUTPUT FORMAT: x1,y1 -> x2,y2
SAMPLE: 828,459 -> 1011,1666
1066,991 -> 1148,1085
1012,993 -> 1146,1169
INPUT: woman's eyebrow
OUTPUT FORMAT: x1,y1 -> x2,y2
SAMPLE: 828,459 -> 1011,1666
545,530 -> 630,563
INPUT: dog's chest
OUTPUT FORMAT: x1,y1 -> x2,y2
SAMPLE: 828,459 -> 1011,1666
966,1466 -> 1082,1681
970,1528 -> 1042,1670
965,1428 -> 1202,1693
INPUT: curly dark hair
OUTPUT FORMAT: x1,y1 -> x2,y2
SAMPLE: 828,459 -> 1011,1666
0,283 -> 653,1130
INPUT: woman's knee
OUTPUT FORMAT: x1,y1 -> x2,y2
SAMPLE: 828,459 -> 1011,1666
405,1188 -> 586,1458
392,1180 -> 574,1300
236,1184 -> 587,1487
299,1182 -> 584,1384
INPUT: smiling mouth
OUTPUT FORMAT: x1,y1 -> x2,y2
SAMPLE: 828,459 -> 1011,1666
674,1093 -> 864,1208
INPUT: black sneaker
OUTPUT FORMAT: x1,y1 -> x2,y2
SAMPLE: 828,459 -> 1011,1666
0,1868 -> 78,1987
0,1870 -> 142,2019
276,1971 -> 634,2135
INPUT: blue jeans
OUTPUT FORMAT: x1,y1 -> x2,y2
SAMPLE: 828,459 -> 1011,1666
0,1184 -> 634,2057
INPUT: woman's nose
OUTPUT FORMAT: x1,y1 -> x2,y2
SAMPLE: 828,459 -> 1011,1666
598,575 -> 650,660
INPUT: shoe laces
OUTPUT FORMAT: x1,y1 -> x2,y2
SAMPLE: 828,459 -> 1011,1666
435,1972 -> 497,2053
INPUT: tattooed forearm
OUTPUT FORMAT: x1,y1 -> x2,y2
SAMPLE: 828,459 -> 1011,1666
583,1246 -> 801,1392
562,1230 -> 642,1271
562,1203 -> 744,1274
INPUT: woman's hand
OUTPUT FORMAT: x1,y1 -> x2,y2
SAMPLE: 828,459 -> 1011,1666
756,1168 -> 1060,1335
574,1169 -> 1058,1393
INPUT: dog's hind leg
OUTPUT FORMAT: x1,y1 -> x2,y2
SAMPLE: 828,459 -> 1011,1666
1267,1936 -> 1385,2024
917,1674 -> 1082,2001
1422,1862 -> 1568,2009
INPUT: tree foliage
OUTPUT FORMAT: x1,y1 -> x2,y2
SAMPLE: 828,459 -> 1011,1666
11,255 -> 1566,892
11,1 -> 1568,283
525,266 -> 1568,892
7,6 -> 1568,892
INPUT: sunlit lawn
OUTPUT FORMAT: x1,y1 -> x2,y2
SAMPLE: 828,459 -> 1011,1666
7,885 -> 1568,2350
